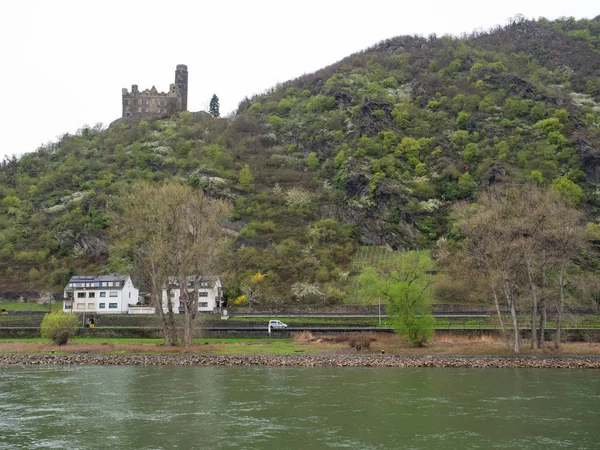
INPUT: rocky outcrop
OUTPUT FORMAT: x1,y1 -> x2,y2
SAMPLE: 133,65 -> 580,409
0,354 -> 598,369
75,234 -> 110,258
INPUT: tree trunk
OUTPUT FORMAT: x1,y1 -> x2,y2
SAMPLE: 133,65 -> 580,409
555,264 -> 565,351
151,263 -> 176,345
491,284 -> 509,349
503,280 -> 521,353
180,273 -> 201,347
182,276 -> 199,347
539,263 -> 547,347
526,259 -> 538,350
539,299 -> 547,347
178,276 -> 193,346
166,286 -> 178,345
155,290 -> 171,345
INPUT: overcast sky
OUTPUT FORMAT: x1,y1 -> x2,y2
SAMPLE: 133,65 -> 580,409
0,0 -> 597,160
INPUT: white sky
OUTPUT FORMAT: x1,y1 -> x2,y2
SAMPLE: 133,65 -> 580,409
0,0 -> 597,159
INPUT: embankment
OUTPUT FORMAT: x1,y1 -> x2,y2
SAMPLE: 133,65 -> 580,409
0,354 -> 598,369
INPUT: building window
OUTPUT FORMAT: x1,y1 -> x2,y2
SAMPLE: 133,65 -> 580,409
99,303 -> 105,309
76,303 -> 84,310
199,302 -> 208,308
109,303 -> 118,309
129,292 -> 131,298
198,292 -> 208,297
77,292 -> 85,298
88,292 -> 95,298
109,292 -> 118,297
102,282 -> 107,287
87,303 -> 94,309
100,292 -> 106,298
69,283 -> 74,288
108,282 -> 113,287
64,304 -> 72,310
200,282 -> 208,287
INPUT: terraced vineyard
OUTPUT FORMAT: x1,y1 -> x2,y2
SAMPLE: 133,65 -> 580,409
347,246 -> 435,304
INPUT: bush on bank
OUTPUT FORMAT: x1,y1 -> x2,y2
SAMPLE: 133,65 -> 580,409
40,311 -> 79,345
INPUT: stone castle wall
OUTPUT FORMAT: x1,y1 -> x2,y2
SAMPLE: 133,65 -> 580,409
122,65 -> 187,120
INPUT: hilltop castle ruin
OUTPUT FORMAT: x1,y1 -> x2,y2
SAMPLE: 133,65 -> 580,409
122,65 -> 188,120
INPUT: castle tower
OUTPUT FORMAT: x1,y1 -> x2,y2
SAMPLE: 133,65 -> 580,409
175,64 -> 188,112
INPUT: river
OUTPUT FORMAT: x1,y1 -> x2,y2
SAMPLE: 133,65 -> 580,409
0,365 -> 598,449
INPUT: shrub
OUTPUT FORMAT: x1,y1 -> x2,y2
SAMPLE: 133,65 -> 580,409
293,331 -> 316,343
348,334 -> 373,351
40,311 -> 79,345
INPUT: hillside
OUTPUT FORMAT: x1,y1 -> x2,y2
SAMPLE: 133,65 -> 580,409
1,16 -> 600,303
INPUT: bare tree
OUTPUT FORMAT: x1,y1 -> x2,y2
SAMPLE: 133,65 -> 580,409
453,193 -> 522,352
544,200 -> 586,350
452,184 -> 590,353
167,187 -> 231,345
110,183 -> 178,345
111,181 -> 231,346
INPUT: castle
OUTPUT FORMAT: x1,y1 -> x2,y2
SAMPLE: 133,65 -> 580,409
122,65 -> 188,120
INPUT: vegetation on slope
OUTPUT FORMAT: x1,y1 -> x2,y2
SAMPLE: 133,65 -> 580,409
1,15 -> 600,306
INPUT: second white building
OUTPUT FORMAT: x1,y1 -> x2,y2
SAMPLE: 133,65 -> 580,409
162,276 -> 223,314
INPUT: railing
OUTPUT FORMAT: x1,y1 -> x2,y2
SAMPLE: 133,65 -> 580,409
129,307 -> 156,315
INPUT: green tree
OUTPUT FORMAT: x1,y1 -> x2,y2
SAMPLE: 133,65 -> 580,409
238,164 -> 254,190
209,94 -> 220,118
28,267 -> 41,282
358,254 -> 435,347
307,152 -> 319,169
41,311 -> 79,346
551,176 -> 584,205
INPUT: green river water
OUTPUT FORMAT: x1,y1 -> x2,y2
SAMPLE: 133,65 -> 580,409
0,365 -> 598,449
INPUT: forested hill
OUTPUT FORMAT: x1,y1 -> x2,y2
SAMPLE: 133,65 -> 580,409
1,16 -> 600,302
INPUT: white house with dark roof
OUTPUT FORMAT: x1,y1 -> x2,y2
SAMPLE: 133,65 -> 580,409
162,276 -> 223,314
63,275 -> 139,314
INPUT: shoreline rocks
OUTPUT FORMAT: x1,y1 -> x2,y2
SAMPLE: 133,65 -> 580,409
0,354 -> 599,369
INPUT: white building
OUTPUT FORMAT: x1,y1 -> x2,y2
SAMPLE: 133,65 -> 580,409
162,276 -> 223,314
63,275 -> 139,314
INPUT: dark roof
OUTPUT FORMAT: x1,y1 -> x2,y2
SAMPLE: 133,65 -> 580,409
69,275 -> 129,283
65,275 -> 131,291
163,276 -> 221,289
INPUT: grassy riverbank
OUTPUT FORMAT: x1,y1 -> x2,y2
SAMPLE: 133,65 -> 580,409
1,333 -> 599,356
